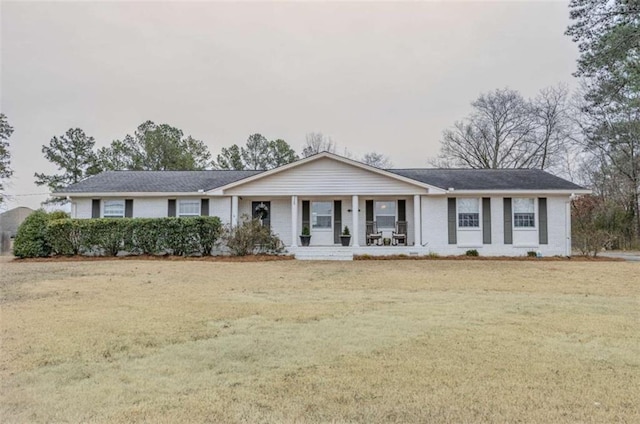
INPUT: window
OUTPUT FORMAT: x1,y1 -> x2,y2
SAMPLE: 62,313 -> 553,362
103,200 -> 125,218
375,201 -> 396,228
458,198 -> 480,228
312,201 -> 332,229
513,198 -> 535,228
178,199 -> 200,217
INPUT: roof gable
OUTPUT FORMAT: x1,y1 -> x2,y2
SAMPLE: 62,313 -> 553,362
211,152 -> 445,195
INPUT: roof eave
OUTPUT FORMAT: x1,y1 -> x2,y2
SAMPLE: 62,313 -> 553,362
435,188 -> 591,195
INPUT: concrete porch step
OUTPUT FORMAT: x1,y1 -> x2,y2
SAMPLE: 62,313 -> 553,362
291,247 -> 354,261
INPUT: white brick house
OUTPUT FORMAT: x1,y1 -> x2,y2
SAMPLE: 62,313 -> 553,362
55,152 -> 589,259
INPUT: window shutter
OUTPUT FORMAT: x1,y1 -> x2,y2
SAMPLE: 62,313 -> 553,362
482,197 -> 491,244
168,199 -> 176,217
334,200 -> 342,243
504,198 -> 512,244
91,199 -> 100,219
302,200 -> 310,231
448,198 -> 457,244
125,199 -> 134,218
365,200 -> 374,222
201,199 -> 209,216
538,197 -> 548,245
398,199 -> 406,222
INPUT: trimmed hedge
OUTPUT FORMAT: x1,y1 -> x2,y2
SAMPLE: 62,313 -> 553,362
17,216 -> 222,258
14,210 -> 70,258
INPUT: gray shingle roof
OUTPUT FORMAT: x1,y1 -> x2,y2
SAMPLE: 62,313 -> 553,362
57,170 -> 263,193
389,168 -> 584,191
57,167 -> 584,194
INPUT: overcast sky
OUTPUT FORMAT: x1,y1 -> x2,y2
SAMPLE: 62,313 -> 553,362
1,0 -> 578,210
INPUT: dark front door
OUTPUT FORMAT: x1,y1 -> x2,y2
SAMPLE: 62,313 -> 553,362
252,201 -> 271,229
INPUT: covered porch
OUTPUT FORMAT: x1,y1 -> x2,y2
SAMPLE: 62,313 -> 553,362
232,195 -> 424,249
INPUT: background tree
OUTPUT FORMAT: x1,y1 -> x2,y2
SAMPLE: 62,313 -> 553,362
34,128 -> 100,201
98,121 -> 212,171
268,139 -> 299,168
213,135 -> 298,170
436,87 -> 575,171
0,113 -> 14,204
241,133 -> 270,170
362,152 -> 393,169
213,145 -> 245,170
301,132 -> 336,157
567,0 -> 640,243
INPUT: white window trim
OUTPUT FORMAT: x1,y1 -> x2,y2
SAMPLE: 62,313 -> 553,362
102,199 -> 125,218
311,201 -> 333,231
457,197 -> 481,231
178,199 -> 201,217
513,197 -> 537,231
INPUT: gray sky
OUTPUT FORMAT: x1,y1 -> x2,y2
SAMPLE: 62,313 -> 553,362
1,0 -> 578,210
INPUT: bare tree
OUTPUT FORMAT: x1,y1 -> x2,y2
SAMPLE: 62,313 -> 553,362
530,84 -> 574,171
437,88 -> 539,169
362,152 -> 393,169
301,132 -> 336,157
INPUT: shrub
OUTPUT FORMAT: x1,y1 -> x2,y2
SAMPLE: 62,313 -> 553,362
527,251 -> 538,258
342,226 -> 350,236
465,249 -> 479,257
221,216 -> 283,256
13,210 -> 54,258
301,226 -> 310,236
15,215 -> 222,258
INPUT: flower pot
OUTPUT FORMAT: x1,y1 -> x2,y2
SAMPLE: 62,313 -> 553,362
299,235 -> 311,246
383,238 -> 391,246
340,235 -> 351,247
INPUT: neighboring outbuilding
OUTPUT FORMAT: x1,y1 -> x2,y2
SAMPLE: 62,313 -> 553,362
54,152 -> 590,260
0,206 -> 34,255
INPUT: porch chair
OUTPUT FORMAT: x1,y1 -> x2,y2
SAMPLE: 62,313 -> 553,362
366,221 -> 383,246
392,221 -> 407,246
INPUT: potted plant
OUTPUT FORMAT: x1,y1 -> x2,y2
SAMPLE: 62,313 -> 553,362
340,226 -> 351,247
383,237 -> 391,246
299,226 -> 311,246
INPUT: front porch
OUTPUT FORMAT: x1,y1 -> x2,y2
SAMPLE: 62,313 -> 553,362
233,194 -> 424,248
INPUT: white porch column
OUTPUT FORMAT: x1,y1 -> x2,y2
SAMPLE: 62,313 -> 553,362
231,195 -> 239,227
414,195 -> 421,246
352,195 -> 360,247
291,195 -> 298,247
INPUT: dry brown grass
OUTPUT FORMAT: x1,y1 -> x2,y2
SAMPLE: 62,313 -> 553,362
1,258 -> 638,423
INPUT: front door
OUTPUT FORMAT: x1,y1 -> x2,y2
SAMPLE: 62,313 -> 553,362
252,201 -> 271,229
311,201 -> 334,245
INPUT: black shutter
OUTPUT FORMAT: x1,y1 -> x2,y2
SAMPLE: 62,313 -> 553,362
482,197 -> 491,244
168,199 -> 176,217
539,197 -> 548,245
366,200 -> 374,222
125,199 -> 134,218
91,199 -> 100,218
201,199 -> 209,216
398,199 -> 406,222
334,200 -> 342,243
302,200 -> 310,232
448,198 -> 457,244
504,198 -> 512,244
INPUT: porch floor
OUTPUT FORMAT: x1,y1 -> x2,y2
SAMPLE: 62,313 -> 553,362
288,245 -> 432,261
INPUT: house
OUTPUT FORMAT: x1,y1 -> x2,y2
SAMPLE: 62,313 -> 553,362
54,152 -> 589,259
0,206 -> 34,254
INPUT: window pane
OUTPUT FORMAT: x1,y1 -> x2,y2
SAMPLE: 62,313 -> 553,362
179,200 -> 200,216
103,200 -> 124,217
375,201 -> 396,228
312,201 -> 332,229
458,213 -> 479,228
514,213 -> 535,228
513,198 -> 534,213
458,198 -> 479,213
